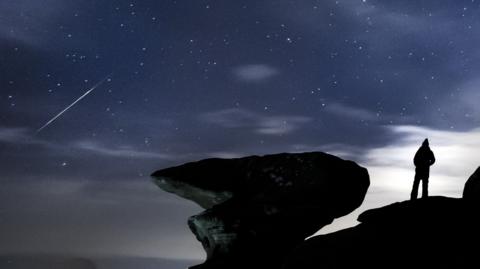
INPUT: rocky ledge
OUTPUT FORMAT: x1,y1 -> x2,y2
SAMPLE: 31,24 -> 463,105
284,167 -> 480,269
152,152 -> 370,269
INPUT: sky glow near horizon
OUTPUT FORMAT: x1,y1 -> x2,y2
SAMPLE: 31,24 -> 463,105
320,125 -> 480,234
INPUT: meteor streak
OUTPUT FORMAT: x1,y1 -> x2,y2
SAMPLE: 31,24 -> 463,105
36,74 -> 111,133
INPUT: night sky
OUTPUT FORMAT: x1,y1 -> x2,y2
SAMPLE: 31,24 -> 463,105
1,0 -> 480,268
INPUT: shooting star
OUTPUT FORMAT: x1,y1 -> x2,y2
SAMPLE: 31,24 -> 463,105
36,74 -> 112,133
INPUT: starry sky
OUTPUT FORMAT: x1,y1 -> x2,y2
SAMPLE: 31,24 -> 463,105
1,0 -> 480,268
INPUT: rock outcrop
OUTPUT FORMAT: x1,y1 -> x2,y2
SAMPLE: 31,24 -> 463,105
152,152 -> 370,269
284,167 -> 480,269
463,166 -> 480,201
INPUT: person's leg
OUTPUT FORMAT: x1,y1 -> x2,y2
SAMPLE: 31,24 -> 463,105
421,178 -> 429,198
421,170 -> 430,198
411,173 -> 420,200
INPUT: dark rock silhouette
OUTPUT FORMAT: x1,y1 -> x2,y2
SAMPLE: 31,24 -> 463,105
463,166 -> 480,201
152,152 -> 370,269
411,138 -> 435,200
284,169 -> 480,269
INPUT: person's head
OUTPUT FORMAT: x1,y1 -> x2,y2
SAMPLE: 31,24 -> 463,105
422,138 -> 429,146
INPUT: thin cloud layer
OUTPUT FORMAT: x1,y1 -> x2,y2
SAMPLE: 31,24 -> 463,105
0,0 -> 75,47
199,108 -> 311,136
0,127 -> 31,143
325,102 -> 379,122
75,141 -> 175,160
232,64 -> 279,82
0,126 -> 173,160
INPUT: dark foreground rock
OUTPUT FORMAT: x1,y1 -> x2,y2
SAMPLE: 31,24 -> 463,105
284,196 -> 480,269
152,152 -> 370,269
463,166 -> 480,201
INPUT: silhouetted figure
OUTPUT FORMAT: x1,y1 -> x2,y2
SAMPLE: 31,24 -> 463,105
411,138 -> 435,200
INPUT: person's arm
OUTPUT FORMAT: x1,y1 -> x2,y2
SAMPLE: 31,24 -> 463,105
430,150 -> 435,165
414,149 -> 421,166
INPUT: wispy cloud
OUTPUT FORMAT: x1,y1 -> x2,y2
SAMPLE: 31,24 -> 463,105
199,108 -> 255,128
0,126 -> 172,160
428,78 -> 480,128
0,0 -> 74,47
339,0 -> 458,37
0,127 -> 31,143
74,141 -> 174,160
206,152 -> 246,159
325,102 -> 379,121
200,108 -> 311,135
0,126 -> 52,147
324,102 -> 413,124
256,116 -> 311,135
232,64 -> 279,82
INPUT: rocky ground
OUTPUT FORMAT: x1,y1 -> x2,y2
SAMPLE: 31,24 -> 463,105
152,152 -> 479,269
